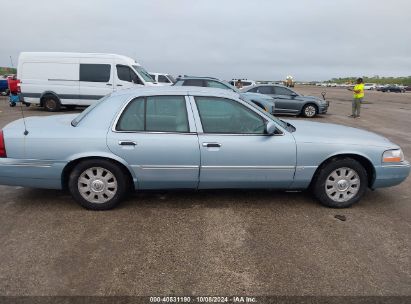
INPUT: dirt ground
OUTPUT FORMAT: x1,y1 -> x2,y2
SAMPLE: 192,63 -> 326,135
0,86 -> 410,296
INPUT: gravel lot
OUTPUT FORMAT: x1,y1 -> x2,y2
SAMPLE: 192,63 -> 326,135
0,86 -> 410,296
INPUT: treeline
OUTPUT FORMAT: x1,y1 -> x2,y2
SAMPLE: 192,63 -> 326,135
0,67 -> 17,75
328,76 -> 411,86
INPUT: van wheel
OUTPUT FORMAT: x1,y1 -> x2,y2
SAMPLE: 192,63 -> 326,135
43,95 -> 61,112
68,159 -> 128,210
312,158 -> 368,208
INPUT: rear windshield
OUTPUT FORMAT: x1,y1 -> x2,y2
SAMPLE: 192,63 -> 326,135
71,95 -> 110,126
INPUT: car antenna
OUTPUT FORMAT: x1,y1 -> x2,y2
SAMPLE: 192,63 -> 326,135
19,103 -> 29,136
9,55 -> 29,136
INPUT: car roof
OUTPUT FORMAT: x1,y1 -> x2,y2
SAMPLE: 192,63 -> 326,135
110,85 -> 240,99
177,76 -> 220,81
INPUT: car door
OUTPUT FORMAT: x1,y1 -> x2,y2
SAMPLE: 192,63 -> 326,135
79,61 -> 114,106
190,95 -> 296,189
272,86 -> 302,113
107,94 -> 200,189
114,64 -> 144,90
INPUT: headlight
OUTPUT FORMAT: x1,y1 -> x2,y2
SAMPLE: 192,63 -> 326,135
382,149 -> 404,163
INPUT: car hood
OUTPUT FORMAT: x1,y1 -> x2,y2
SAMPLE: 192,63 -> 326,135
300,95 -> 323,101
285,119 -> 395,148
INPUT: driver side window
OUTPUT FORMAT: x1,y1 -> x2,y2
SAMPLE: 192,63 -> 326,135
274,86 -> 294,95
117,65 -> 143,85
195,97 -> 265,134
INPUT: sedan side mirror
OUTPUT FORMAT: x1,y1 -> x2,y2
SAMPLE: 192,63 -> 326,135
265,121 -> 277,135
291,93 -> 298,98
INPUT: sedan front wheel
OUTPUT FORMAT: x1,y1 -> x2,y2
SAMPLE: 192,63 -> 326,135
302,104 -> 318,118
312,158 -> 368,208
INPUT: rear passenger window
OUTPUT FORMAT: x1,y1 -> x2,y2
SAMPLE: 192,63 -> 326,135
116,96 -> 189,133
80,64 -> 111,82
257,86 -> 273,94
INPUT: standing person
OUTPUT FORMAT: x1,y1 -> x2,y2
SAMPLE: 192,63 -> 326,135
236,79 -> 243,89
348,78 -> 364,118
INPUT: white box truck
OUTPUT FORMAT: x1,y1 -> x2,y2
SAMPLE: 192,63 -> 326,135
17,52 -> 158,111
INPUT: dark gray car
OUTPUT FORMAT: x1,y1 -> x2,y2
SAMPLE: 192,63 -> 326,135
173,76 -> 276,114
243,85 -> 329,117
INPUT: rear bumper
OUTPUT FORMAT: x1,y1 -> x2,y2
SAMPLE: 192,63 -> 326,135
0,158 -> 66,189
372,161 -> 411,188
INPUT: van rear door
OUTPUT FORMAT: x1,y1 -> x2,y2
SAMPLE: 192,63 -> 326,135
79,59 -> 114,106
20,59 -> 79,105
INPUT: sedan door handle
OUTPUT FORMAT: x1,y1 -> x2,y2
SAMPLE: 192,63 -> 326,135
202,142 -> 221,148
117,84 -> 123,87
106,83 -> 112,86
118,140 -> 137,146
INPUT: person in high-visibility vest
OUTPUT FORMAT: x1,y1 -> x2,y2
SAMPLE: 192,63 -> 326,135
348,78 -> 364,118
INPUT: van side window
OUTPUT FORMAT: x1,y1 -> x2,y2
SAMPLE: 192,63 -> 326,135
80,64 -> 111,82
117,65 -> 143,84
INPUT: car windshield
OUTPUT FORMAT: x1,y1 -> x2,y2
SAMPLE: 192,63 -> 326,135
239,95 -> 288,130
220,80 -> 240,93
167,74 -> 176,83
71,95 -> 110,127
132,65 -> 155,83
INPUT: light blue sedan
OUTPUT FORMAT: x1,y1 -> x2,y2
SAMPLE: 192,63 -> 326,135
0,87 -> 409,210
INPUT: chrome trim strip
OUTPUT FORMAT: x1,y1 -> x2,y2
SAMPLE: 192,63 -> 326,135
0,162 -> 53,168
132,165 -> 199,170
201,165 -> 295,170
381,163 -> 411,168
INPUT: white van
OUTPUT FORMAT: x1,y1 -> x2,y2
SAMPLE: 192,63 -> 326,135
17,52 -> 157,111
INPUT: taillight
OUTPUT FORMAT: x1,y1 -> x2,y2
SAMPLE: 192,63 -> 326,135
0,130 -> 6,158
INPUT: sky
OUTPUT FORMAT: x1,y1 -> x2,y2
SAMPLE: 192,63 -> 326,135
1,0 -> 410,81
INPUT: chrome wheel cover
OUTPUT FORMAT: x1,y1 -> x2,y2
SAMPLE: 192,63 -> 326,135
325,167 -> 360,202
305,105 -> 316,117
77,167 -> 118,204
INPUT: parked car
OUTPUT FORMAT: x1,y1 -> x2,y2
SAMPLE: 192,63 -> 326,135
17,52 -> 158,112
0,78 -> 8,96
363,83 -> 377,90
0,86 -> 409,210
149,73 -> 176,86
379,85 -> 405,93
242,84 -> 329,117
228,79 -> 256,89
174,76 -> 276,114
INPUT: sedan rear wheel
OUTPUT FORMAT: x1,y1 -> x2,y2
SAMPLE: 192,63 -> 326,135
302,104 -> 317,118
69,159 -> 128,210
312,158 -> 368,208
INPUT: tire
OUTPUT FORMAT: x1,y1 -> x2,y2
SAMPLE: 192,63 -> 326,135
312,158 -> 368,208
65,105 -> 77,110
68,159 -> 129,210
42,95 -> 61,112
302,104 -> 318,118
